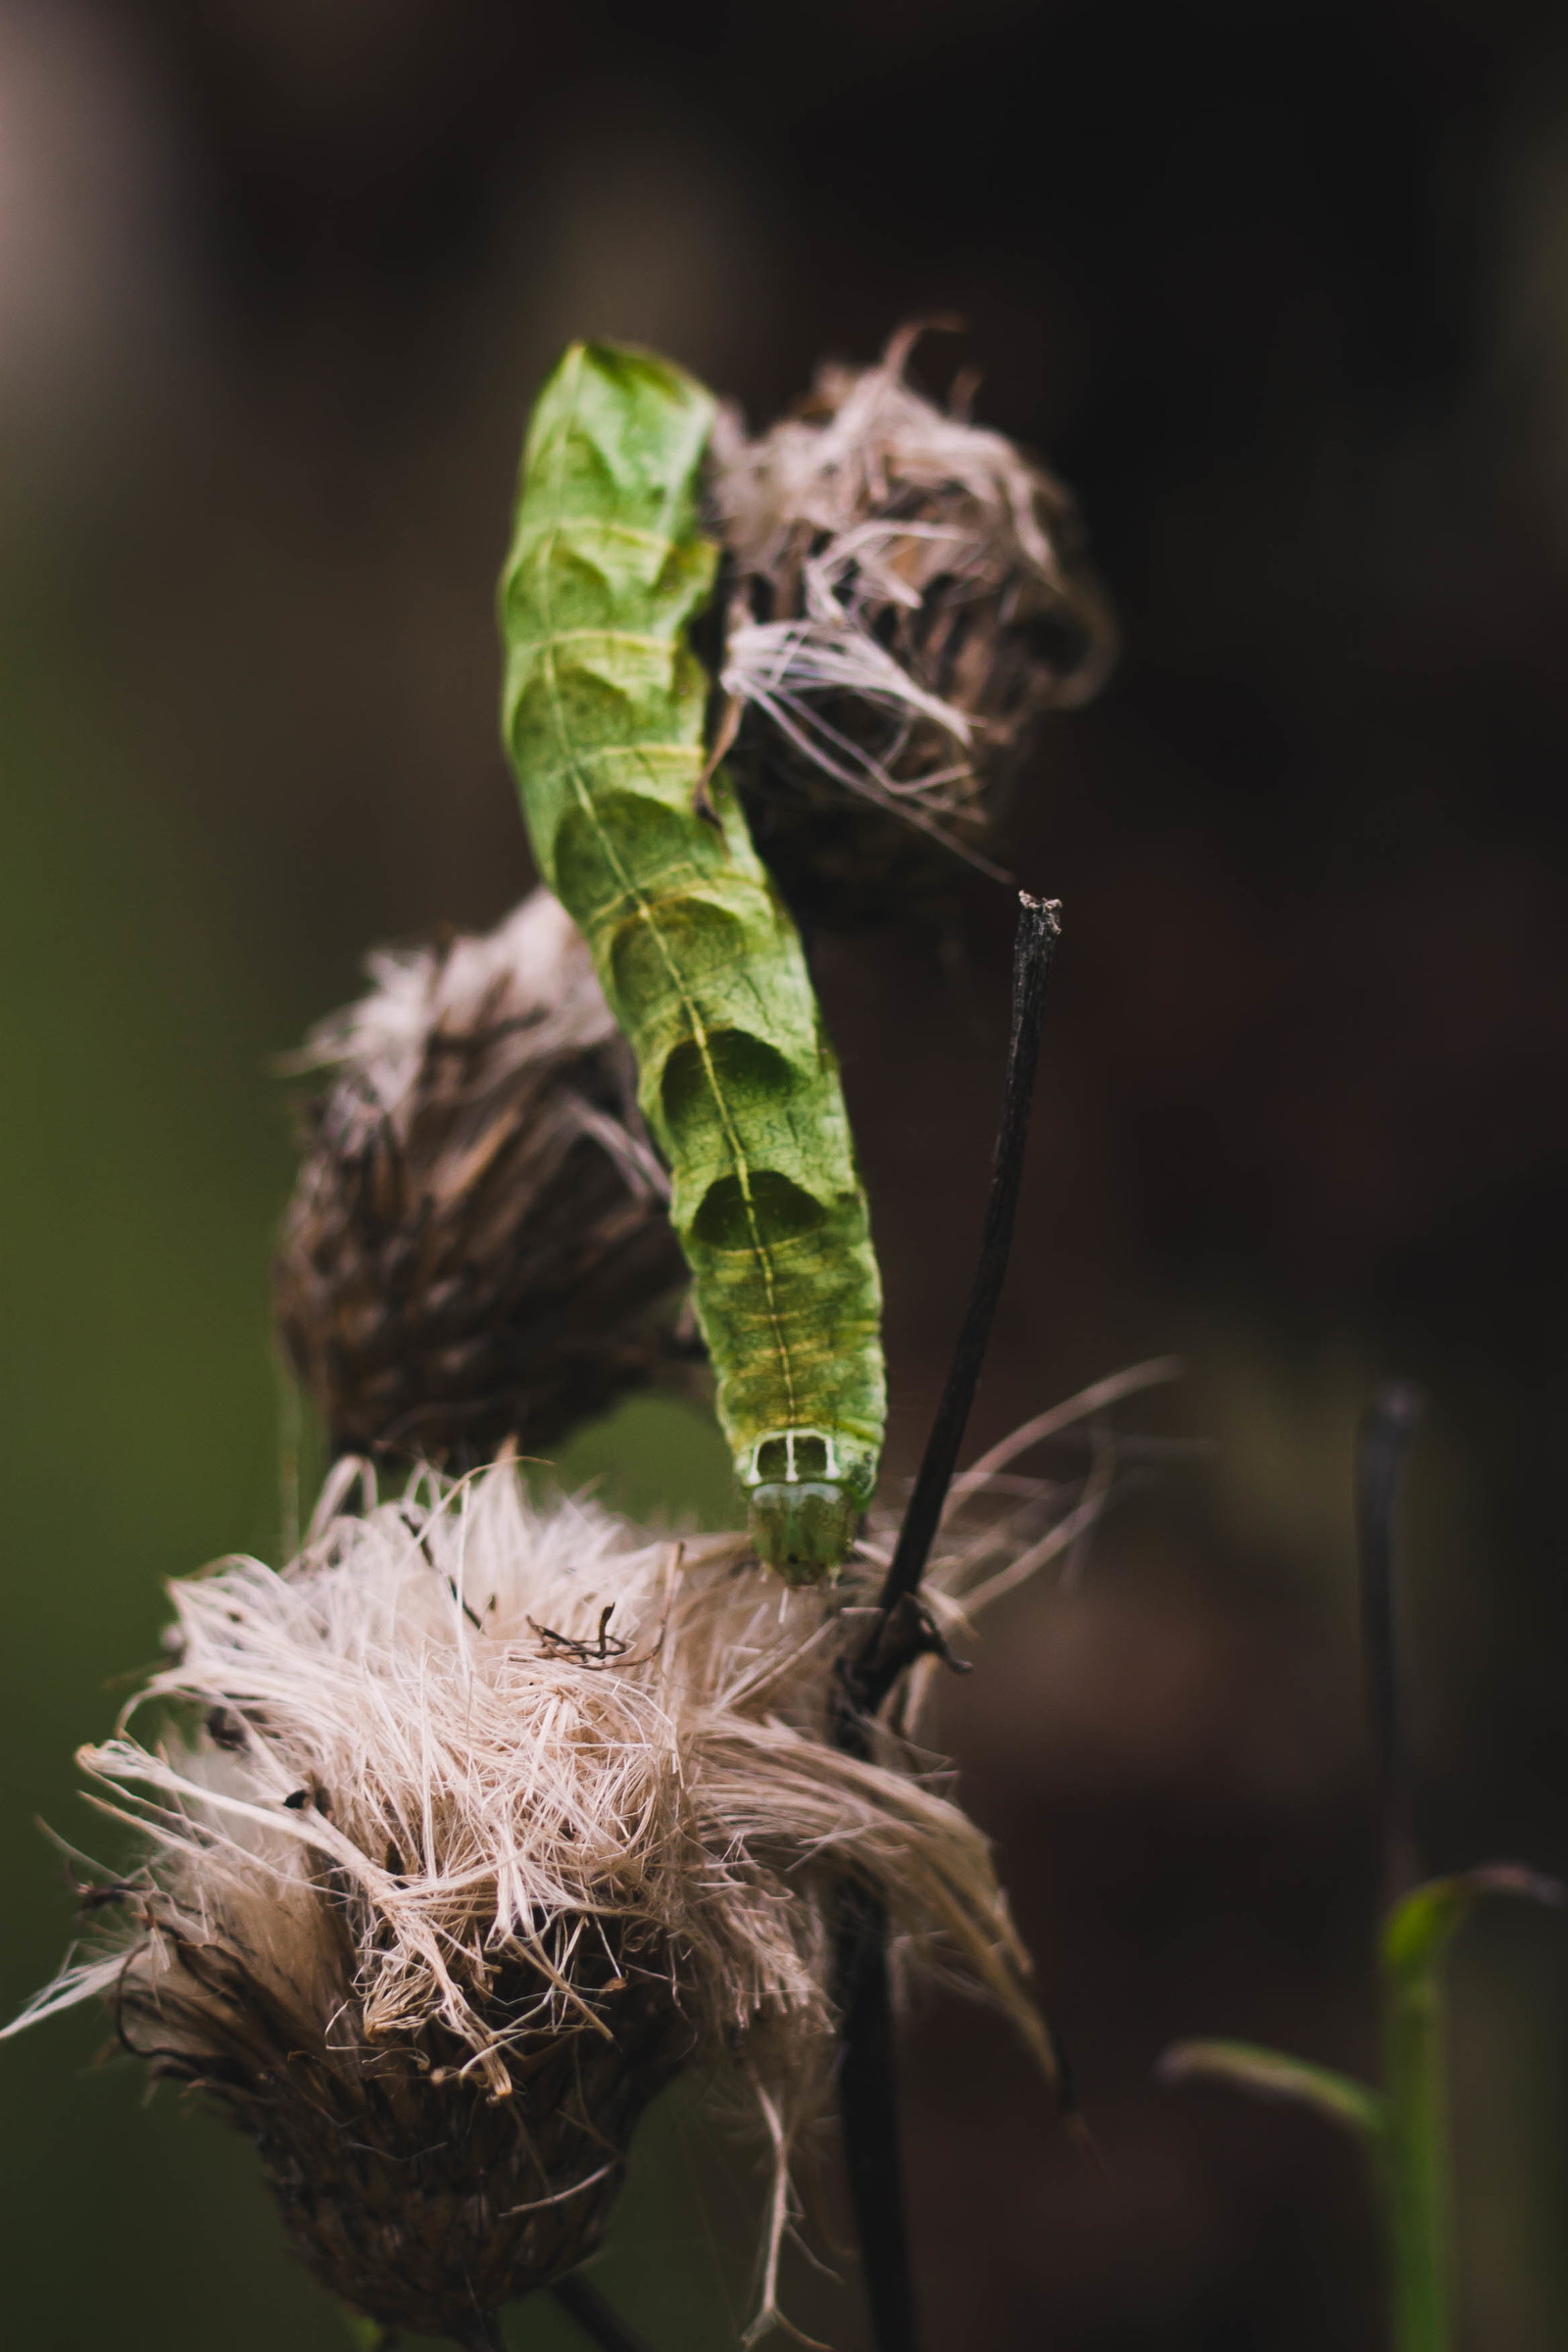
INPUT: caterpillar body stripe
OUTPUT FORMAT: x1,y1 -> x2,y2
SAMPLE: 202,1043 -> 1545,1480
499,342 -> 886,1578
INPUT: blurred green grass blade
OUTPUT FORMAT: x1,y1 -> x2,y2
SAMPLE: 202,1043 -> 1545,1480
1157,2037 -> 1384,2139
1380,1866 -> 1564,1984
1382,1915 -> 1452,2352
1379,1865 -> 1563,2352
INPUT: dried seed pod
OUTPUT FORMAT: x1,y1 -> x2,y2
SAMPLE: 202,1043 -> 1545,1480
708,326 -> 1117,921
96,1892 -> 682,2339
273,889 -> 701,1468
10,1465 -> 1056,2341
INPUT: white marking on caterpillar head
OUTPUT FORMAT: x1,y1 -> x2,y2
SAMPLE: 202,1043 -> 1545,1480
737,1427 -> 844,1490
739,1428 -> 876,1582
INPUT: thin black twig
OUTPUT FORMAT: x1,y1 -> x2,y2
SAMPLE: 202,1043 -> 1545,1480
1355,1379 -> 1425,1908
831,892 -> 1062,2352
550,2274 -> 659,2352
832,1882 -> 916,2352
847,891 -> 1061,1720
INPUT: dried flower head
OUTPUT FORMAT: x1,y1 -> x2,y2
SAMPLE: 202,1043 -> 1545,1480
708,326 -> 1118,919
12,1460 -> 1065,2342
273,889 -> 699,1469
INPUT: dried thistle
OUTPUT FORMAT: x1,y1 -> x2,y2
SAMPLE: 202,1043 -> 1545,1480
12,1458 -> 1070,2342
273,889 -> 699,1470
708,326 -> 1117,919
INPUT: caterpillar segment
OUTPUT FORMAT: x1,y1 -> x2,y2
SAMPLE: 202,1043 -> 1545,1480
499,341 -> 886,1579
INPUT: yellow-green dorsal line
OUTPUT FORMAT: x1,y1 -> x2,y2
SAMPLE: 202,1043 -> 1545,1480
499,341 -> 885,1579
539,625 -> 805,1431
524,360 -> 800,1429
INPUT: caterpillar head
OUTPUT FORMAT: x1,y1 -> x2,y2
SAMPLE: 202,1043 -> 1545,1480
740,1428 -> 874,1582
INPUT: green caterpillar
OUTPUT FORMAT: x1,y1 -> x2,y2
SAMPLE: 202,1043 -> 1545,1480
498,343 -> 886,1579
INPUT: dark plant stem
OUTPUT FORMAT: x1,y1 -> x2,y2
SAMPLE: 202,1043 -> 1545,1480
832,891 -> 1061,2352
1356,1380 -> 1455,2352
1356,1380 -> 1424,1908
1164,1385 -> 1561,2352
849,891 -> 1061,1717
550,2275 -> 658,2352
833,1881 -> 917,2352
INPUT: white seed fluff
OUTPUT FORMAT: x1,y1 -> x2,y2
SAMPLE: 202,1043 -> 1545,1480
11,1361 -> 1178,2335
710,326 -> 1117,850
13,1461 -> 1051,2133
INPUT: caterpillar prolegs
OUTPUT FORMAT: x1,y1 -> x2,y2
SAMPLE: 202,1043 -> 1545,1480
499,343 -> 885,1579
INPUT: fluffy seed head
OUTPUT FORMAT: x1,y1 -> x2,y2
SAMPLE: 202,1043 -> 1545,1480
273,890 -> 699,1469
14,1462 -> 1061,2339
709,327 -> 1117,920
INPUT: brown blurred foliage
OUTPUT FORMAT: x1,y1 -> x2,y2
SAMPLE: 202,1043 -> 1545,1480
2,1 -> 1567,2347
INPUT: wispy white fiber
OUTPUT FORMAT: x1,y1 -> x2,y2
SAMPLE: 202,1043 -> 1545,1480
289,886 -> 664,1198
710,326 -> 1116,849
10,1366 -> 1167,2334
273,888 -> 694,1470
9,1469 -> 1057,2301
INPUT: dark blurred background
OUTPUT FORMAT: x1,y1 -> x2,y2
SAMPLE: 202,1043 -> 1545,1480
3,1 -> 1567,2345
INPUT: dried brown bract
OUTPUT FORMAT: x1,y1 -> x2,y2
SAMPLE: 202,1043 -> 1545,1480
86,1878 -> 682,2340
273,889 -> 700,1469
709,326 -> 1117,920
11,1463 -> 1060,2341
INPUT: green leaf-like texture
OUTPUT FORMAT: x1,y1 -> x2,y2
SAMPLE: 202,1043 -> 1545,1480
1158,2037 -> 1384,2140
499,343 -> 886,1576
